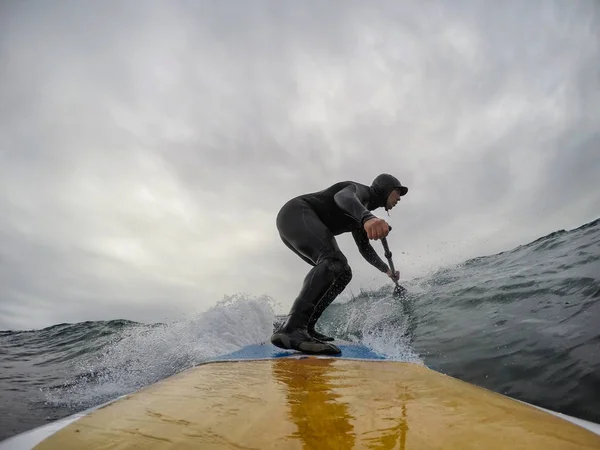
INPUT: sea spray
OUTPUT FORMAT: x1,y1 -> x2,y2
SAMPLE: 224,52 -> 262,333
42,294 -> 277,408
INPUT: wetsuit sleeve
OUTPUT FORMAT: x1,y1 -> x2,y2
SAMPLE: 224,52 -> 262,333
351,229 -> 389,273
333,184 -> 377,226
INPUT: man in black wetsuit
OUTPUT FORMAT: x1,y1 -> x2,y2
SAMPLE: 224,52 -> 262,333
271,173 -> 408,355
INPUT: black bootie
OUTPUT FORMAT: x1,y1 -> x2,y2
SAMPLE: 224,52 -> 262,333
271,326 -> 341,355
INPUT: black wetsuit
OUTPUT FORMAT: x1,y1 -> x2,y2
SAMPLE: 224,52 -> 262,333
274,174 -> 408,340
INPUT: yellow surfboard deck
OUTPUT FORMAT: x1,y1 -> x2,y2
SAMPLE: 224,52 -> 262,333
34,357 -> 600,450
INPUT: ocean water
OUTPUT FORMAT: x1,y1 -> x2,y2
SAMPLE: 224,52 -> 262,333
1,218 -> 599,441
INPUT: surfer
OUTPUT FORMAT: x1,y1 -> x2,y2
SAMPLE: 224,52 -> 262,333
271,173 -> 408,355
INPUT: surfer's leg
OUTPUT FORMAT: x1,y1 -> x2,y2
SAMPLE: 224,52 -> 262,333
306,266 -> 351,341
284,254 -> 352,332
271,200 -> 352,354
280,235 -> 342,339
276,237 -> 350,341
280,228 -> 352,341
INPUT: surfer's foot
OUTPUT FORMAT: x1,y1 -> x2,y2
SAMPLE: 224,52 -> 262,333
308,328 -> 335,342
271,328 -> 341,355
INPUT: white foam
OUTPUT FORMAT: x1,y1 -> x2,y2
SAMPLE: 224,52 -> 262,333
333,292 -> 423,363
43,294 -> 277,407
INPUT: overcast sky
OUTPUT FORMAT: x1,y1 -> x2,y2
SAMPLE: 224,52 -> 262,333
1,0 -> 599,330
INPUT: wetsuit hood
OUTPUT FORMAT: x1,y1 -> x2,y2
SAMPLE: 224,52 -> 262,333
370,173 -> 408,209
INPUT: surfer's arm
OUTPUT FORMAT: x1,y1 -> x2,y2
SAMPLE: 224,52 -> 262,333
352,229 -> 389,273
334,184 -> 377,226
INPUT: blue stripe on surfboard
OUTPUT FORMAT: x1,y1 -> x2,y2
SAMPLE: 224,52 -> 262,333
209,342 -> 386,362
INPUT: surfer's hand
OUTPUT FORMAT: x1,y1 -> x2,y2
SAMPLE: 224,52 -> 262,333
386,269 -> 400,282
364,217 -> 390,240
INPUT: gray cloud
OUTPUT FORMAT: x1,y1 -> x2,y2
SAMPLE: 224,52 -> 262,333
1,0 -> 599,330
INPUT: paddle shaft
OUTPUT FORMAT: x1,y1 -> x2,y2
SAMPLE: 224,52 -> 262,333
380,225 -> 404,292
381,237 -> 397,276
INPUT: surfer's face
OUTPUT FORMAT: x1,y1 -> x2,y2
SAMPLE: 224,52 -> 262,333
386,189 -> 402,210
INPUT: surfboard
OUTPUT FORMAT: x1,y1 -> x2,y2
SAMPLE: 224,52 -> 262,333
2,342 -> 600,449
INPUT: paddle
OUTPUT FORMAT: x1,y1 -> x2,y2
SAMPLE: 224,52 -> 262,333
381,226 -> 407,297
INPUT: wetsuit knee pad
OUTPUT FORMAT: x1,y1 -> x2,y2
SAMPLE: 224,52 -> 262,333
321,256 -> 352,281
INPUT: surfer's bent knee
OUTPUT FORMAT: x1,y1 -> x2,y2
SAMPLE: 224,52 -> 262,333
320,255 -> 352,280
